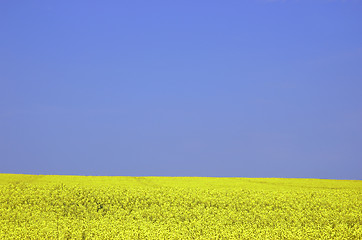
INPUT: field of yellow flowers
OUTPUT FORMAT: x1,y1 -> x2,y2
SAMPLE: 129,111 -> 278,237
0,174 -> 361,239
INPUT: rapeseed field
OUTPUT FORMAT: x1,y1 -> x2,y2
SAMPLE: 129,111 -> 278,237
0,174 -> 361,239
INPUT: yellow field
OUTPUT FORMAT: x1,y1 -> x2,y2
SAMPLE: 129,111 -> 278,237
0,174 -> 361,239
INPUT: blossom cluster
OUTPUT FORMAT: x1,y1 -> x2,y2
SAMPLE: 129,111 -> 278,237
0,174 -> 361,239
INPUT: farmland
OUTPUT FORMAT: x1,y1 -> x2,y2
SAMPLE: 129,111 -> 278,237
0,174 -> 361,239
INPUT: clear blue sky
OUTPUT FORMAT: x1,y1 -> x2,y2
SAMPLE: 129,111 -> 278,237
1,1 -> 361,179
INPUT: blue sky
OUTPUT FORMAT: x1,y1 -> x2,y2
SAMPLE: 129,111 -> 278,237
1,1 -> 361,179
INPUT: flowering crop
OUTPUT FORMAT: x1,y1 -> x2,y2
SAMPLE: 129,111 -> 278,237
0,174 -> 361,239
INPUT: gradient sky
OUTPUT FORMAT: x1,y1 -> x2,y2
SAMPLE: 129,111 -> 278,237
1,1 -> 362,179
